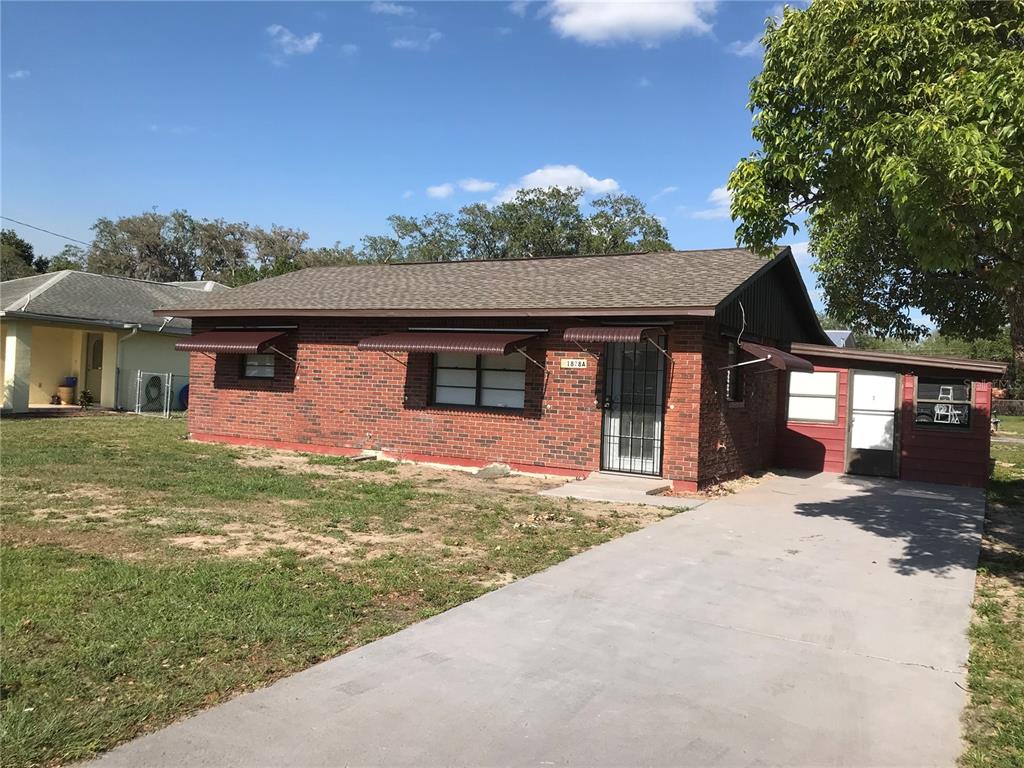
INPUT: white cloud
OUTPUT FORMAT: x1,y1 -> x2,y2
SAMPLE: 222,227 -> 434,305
266,24 -> 322,60
370,1 -> 415,16
391,28 -> 443,52
508,0 -> 530,16
520,164 -> 619,193
546,0 -> 715,46
148,124 -> 198,136
6,69 -> 30,80
787,240 -> 810,266
426,183 -> 455,199
402,189 -> 415,199
495,164 -> 619,202
340,43 -> 360,56
726,33 -> 762,57
458,178 -> 498,193
691,185 -> 732,220
636,75 -> 653,88
651,185 -> 679,200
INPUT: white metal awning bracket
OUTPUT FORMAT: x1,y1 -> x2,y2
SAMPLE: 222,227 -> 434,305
645,336 -> 671,361
267,345 -> 300,367
719,356 -> 770,370
572,341 -> 600,358
515,346 -> 551,397
514,346 -> 546,372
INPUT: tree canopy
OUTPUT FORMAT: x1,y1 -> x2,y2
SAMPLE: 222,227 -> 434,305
0,188 -> 668,288
727,0 -> 1024,379
359,188 -> 671,263
1,229 -> 41,279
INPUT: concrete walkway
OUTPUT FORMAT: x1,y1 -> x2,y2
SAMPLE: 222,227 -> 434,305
94,473 -> 985,768
539,470 -> 701,508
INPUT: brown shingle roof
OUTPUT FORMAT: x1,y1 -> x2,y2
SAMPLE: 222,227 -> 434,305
156,248 -> 786,318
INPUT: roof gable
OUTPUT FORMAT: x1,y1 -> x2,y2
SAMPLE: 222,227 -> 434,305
715,249 -> 831,345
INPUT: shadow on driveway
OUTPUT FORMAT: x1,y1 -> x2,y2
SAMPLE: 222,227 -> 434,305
791,476 -> 985,576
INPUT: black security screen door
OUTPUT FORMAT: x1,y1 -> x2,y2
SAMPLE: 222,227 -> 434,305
601,338 -> 666,475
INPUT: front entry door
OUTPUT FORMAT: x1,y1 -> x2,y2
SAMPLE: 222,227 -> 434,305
601,338 -> 665,476
847,370 -> 899,477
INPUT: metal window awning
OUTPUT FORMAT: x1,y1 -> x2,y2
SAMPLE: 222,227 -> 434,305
562,326 -> 664,343
175,330 -> 286,354
357,331 -> 537,356
737,341 -> 814,372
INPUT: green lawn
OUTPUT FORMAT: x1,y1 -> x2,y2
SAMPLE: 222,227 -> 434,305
0,416 -> 671,767
995,414 -> 1024,436
961,437 -> 1024,768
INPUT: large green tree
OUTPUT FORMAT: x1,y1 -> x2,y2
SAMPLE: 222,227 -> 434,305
0,229 -> 39,279
360,187 -> 671,262
728,0 -> 1024,380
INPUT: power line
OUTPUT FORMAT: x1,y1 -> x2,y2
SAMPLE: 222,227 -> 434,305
1,216 -> 91,246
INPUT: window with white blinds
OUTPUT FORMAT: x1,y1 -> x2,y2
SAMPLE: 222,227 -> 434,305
433,352 -> 526,409
787,371 -> 838,423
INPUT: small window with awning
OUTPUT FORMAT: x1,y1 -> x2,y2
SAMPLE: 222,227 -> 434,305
175,330 -> 286,355
357,331 -> 538,411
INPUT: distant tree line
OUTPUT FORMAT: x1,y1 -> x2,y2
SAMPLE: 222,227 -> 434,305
0,188 -> 671,287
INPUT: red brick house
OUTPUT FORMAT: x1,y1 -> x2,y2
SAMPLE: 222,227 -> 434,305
161,248 -> 1004,490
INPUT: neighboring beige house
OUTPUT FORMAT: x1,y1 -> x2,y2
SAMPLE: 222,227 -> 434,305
0,271 -> 225,413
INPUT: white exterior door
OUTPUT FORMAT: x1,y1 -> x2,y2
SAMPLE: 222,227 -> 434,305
847,371 -> 899,477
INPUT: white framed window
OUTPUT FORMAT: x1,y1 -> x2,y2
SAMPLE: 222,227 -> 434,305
243,353 -> 275,379
787,370 -> 838,423
433,352 -> 526,410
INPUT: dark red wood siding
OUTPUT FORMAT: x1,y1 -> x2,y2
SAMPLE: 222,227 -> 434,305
775,366 -> 848,474
899,377 -> 992,488
775,358 -> 994,488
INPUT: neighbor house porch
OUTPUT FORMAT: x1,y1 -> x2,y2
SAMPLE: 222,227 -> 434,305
1,319 -> 118,413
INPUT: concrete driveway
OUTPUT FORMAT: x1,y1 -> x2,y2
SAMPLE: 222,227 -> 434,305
95,473 -> 985,767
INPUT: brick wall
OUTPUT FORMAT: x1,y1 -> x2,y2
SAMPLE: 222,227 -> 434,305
187,316 -> 773,487
189,317 -> 609,477
695,323 -> 781,486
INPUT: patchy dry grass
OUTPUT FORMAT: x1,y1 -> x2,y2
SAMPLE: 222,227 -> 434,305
961,439 -> 1024,768
0,416 -> 676,767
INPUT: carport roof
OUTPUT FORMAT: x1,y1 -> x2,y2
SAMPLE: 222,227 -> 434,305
791,342 -> 1008,377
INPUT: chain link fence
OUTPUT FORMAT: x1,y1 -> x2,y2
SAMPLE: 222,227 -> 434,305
133,371 -> 190,418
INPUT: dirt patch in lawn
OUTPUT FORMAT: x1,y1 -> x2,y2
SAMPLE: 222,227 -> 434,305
234,447 -> 571,494
3,523 -> 152,560
168,523 -> 427,563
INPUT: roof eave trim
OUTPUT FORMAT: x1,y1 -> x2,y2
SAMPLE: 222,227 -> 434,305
790,343 -> 1008,376
0,309 -> 191,335
154,306 -> 718,319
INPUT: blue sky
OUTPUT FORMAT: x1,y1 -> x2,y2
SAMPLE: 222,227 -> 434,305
1,1 -> 818,302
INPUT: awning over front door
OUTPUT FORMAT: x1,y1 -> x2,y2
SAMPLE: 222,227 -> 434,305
563,326 -> 664,343
357,332 -> 537,356
175,330 -> 286,354
738,341 -> 814,372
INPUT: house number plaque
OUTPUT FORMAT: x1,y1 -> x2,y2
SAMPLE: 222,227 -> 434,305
561,358 -> 588,369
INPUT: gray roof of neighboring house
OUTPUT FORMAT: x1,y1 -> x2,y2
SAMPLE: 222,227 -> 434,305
155,248 -> 795,318
825,330 -> 855,347
0,271 -> 227,333
167,280 -> 230,293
